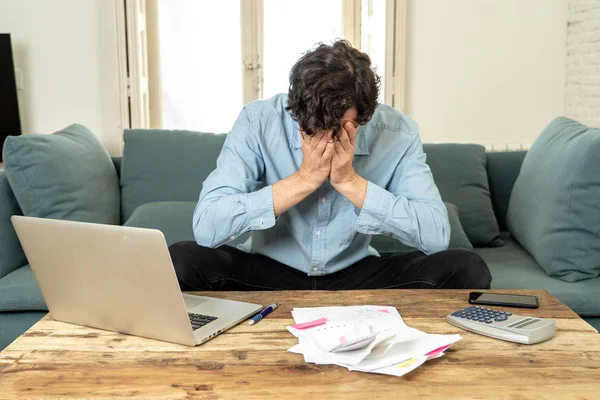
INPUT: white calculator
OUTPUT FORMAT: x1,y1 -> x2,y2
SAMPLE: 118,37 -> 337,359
446,306 -> 555,344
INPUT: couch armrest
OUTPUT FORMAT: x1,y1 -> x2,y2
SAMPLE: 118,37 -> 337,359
0,171 -> 27,279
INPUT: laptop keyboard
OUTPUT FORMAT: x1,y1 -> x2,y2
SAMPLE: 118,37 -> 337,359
188,313 -> 218,331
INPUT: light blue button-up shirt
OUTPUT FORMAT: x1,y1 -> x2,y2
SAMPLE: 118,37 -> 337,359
193,94 -> 449,276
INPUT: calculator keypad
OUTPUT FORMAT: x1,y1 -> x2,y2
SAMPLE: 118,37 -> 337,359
451,306 -> 512,324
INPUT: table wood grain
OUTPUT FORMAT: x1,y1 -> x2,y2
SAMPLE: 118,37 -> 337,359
1,289 -> 598,399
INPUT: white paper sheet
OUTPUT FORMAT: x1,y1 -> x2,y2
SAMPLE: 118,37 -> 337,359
286,305 -> 461,377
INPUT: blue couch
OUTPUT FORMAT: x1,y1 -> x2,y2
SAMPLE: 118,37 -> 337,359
1,128 -> 598,350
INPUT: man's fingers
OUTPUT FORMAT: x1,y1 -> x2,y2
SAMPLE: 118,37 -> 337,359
338,127 -> 353,153
315,136 -> 329,156
340,126 -> 351,144
315,131 -> 331,154
323,141 -> 335,161
331,141 -> 341,158
321,130 -> 333,144
344,121 -> 357,136
344,122 -> 358,147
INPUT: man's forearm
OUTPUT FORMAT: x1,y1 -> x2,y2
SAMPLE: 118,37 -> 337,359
331,173 -> 368,209
347,180 -> 450,254
272,172 -> 319,217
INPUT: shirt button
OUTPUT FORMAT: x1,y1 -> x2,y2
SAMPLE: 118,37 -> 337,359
316,231 -> 321,236
313,267 -> 318,272
321,197 -> 326,203
261,220 -> 264,226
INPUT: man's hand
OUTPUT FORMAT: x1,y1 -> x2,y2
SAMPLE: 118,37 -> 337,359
330,121 -> 368,209
296,130 -> 336,190
272,130 -> 335,217
330,122 -> 358,185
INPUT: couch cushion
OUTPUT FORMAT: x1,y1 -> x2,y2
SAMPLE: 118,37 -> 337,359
475,233 -> 600,316
2,124 -> 120,225
0,265 -> 46,312
584,318 -> 600,332
124,201 -> 251,248
0,172 -> 26,279
370,202 -> 472,255
0,311 -> 46,351
507,117 -> 600,282
124,201 -> 197,246
423,144 -> 502,247
120,129 -> 226,222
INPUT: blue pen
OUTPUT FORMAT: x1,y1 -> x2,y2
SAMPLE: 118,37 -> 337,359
248,303 -> 278,325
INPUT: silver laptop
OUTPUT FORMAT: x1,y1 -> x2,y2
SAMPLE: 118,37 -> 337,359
11,216 -> 263,346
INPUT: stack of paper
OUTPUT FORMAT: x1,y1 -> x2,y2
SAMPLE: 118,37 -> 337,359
286,306 -> 461,377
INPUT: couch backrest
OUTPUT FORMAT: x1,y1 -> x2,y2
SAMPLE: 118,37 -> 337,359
117,129 -> 526,232
119,129 -> 227,222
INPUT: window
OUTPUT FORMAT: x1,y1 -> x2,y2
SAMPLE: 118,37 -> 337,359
262,0 -> 343,99
157,1 -> 243,133
361,0 -> 387,104
147,0 -> 403,133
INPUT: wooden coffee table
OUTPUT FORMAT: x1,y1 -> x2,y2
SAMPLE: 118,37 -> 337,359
1,290 -> 598,399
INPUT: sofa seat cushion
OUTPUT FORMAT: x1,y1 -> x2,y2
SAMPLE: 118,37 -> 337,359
475,233 -> 600,316
0,265 -> 46,312
370,202 -> 472,255
0,311 -> 47,351
423,144 -> 502,247
2,124 -> 120,225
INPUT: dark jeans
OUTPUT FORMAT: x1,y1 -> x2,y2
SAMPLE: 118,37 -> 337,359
168,241 -> 492,291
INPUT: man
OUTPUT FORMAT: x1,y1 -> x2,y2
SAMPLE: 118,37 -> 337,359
169,40 -> 491,291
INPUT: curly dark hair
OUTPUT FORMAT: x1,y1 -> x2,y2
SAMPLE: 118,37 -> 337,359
286,40 -> 381,137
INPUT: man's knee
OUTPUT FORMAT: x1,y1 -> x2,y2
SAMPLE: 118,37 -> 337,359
169,241 -> 197,270
429,248 -> 491,289
445,249 -> 492,289
168,241 -> 210,290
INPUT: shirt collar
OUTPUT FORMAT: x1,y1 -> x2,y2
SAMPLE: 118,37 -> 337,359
289,120 -> 369,156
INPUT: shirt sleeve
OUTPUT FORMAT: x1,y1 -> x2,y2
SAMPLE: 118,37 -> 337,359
354,132 -> 450,254
192,107 -> 276,248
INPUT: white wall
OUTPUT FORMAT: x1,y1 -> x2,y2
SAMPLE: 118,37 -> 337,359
0,0 -> 124,155
405,0 -> 569,149
565,0 -> 600,128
